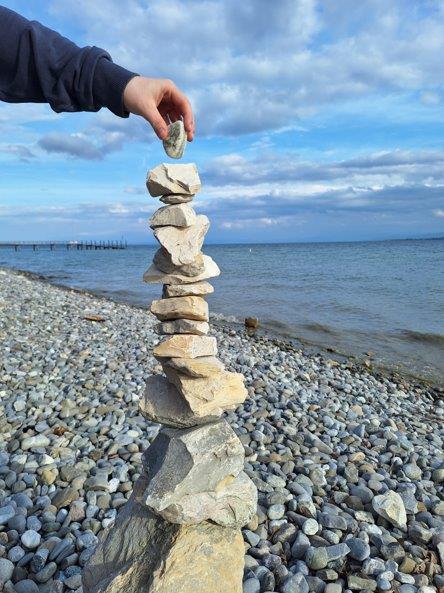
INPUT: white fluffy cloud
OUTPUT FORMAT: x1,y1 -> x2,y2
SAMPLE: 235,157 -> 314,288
46,0 -> 444,138
2,149 -> 443,240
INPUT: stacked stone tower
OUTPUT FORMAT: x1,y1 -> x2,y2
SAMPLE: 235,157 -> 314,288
83,127 -> 257,593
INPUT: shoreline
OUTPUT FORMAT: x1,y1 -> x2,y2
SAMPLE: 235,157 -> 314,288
0,267 -> 443,593
2,264 -> 442,396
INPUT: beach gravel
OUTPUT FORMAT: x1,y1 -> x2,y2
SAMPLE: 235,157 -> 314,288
0,268 -> 442,593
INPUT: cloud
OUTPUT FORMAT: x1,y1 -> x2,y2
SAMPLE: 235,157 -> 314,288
38,133 -> 105,159
0,200 -> 155,223
202,149 -> 444,187
2,148 -> 442,241
0,144 -> 36,162
46,0 -> 444,137
124,186 -> 145,195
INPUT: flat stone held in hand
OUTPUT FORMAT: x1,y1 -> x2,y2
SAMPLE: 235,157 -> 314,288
154,335 -> 217,358
147,163 -> 201,197
143,254 -> 220,285
150,296 -> 209,322
154,215 -> 209,266
150,204 -> 196,228
163,120 -> 187,159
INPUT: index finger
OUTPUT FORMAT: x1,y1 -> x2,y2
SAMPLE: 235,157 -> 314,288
170,86 -> 195,141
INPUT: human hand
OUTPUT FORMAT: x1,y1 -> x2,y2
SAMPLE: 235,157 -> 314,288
123,76 -> 194,141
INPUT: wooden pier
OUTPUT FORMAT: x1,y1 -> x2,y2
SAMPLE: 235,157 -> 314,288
0,240 -> 127,252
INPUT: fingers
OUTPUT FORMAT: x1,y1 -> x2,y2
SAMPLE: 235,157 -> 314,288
169,85 -> 195,141
144,103 -> 168,140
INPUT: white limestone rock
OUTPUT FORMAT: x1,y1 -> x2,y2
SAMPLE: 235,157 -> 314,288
160,194 -> 194,204
163,368 -> 247,416
155,319 -> 210,336
150,296 -> 209,322
163,281 -> 214,298
162,356 -> 224,378
155,471 -> 257,528
142,421 -> 244,518
147,163 -> 201,196
143,255 -> 220,284
153,248 -> 205,277
154,335 -> 217,358
163,120 -> 186,159
153,215 -> 209,266
372,491 -> 407,530
140,375 -> 219,428
149,204 -> 196,228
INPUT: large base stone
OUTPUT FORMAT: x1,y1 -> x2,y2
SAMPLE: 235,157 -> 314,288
82,475 -> 244,593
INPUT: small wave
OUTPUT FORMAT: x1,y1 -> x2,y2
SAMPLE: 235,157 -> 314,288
210,312 -> 240,324
401,329 -> 444,346
46,274 -> 70,280
302,322 -> 341,336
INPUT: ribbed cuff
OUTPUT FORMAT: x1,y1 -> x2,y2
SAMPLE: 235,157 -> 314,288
92,57 -> 138,117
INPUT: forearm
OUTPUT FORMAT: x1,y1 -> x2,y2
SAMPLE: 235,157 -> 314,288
0,6 -> 137,116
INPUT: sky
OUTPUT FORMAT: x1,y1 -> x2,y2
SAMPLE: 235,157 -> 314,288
1,0 -> 444,244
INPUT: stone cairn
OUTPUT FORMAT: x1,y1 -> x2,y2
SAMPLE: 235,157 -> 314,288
83,123 -> 257,593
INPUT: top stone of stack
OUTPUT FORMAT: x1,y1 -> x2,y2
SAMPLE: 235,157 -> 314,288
147,163 -> 201,197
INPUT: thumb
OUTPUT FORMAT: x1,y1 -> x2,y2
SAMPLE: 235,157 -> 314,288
143,103 -> 168,140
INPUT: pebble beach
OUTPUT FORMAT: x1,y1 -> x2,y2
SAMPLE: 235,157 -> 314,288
0,267 -> 443,593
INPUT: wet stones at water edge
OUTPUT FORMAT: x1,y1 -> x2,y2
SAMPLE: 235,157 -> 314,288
83,162 -> 257,593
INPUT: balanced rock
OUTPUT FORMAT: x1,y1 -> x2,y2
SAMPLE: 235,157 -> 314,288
153,248 -> 205,277
160,194 -> 194,204
163,281 -> 214,298
163,120 -> 186,159
82,474 -> 244,593
162,356 -> 224,378
154,471 -> 257,527
140,375 -> 220,428
154,215 -> 209,266
143,421 -> 244,516
150,296 -> 209,322
164,368 -> 247,415
150,204 -> 196,228
144,255 -> 220,284
155,319 -> 210,336
154,335 -> 217,358
147,163 -> 201,196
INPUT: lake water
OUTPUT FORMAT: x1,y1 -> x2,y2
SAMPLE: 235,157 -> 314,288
1,239 -> 443,385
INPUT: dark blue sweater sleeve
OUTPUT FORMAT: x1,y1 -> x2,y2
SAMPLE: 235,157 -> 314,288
0,6 -> 138,117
